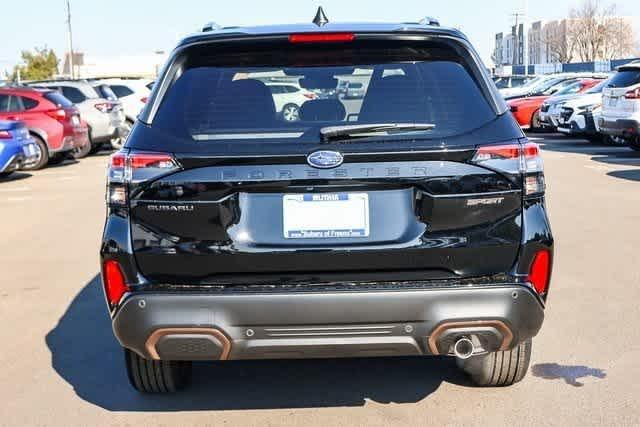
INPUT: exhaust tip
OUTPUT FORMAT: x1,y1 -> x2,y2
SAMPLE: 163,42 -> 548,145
453,337 -> 474,359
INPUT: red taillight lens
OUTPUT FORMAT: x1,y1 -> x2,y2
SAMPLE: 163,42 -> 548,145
110,152 -> 126,168
141,97 -> 148,104
303,92 -> 317,100
45,109 -> 67,121
625,88 -> 640,99
472,141 -> 544,195
129,153 -> 176,169
0,130 -> 12,139
102,259 -> 129,306
528,250 -> 551,294
474,144 -> 521,161
289,33 -> 355,43
95,102 -> 113,113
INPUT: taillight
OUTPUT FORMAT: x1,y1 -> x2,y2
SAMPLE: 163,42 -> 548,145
107,151 -> 179,206
102,259 -> 129,306
95,102 -> 113,113
289,33 -> 355,43
0,130 -> 12,139
45,109 -> 67,121
625,88 -> 640,99
472,141 -> 545,196
140,97 -> 148,103
527,250 -> 551,295
303,92 -> 317,100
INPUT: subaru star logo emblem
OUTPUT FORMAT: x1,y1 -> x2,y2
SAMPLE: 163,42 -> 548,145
307,150 -> 344,169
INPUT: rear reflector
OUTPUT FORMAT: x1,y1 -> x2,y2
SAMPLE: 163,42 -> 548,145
102,260 -> 129,306
528,250 -> 551,294
289,33 -> 355,43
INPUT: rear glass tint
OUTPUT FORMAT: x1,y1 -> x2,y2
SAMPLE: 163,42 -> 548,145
43,92 -> 73,108
608,69 -> 640,88
151,40 -> 498,145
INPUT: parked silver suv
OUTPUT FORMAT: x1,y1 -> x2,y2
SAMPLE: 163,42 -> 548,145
28,80 -> 125,152
600,63 -> 640,151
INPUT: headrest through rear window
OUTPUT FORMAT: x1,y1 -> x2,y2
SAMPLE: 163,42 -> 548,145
300,99 -> 346,121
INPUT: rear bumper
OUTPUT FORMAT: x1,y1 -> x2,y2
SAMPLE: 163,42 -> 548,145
112,285 -> 545,361
598,117 -> 639,137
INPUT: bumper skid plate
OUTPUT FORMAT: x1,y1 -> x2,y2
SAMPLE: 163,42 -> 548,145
113,285 -> 544,361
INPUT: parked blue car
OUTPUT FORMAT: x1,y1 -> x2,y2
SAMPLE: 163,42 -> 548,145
0,120 -> 39,178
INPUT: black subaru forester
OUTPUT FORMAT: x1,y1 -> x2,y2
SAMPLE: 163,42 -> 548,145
101,12 -> 553,392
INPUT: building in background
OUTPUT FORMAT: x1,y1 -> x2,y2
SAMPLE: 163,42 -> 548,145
61,51 -> 168,78
494,16 -> 639,74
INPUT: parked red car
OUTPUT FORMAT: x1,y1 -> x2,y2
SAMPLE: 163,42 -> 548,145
508,78 -> 603,131
0,87 -> 87,169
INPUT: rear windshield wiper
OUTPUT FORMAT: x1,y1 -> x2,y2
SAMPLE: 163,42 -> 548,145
320,123 -> 436,142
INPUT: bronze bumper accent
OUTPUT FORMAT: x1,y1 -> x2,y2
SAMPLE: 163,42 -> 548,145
145,328 -> 231,360
427,320 -> 514,355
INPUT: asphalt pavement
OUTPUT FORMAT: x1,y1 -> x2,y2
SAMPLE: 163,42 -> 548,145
1,135 -> 639,426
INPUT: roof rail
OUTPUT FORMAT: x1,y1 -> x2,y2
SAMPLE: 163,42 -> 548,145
202,22 -> 222,32
418,17 -> 440,26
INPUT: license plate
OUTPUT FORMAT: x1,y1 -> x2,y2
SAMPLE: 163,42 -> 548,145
283,193 -> 370,239
609,97 -> 618,107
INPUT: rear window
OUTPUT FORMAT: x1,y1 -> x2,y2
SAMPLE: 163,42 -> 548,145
111,85 -> 135,98
61,87 -> 86,103
608,69 -> 640,88
93,84 -> 117,101
43,92 -> 73,108
151,39 -> 498,145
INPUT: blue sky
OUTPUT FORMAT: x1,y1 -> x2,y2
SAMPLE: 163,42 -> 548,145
1,0 -> 638,74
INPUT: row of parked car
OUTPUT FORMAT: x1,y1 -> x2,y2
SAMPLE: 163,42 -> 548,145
495,62 -> 640,150
0,77 -> 152,177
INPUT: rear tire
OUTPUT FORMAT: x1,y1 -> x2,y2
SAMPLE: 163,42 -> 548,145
629,136 -> 640,151
530,110 -> 542,132
124,348 -> 192,393
457,338 -> 532,387
72,140 -> 92,159
22,134 -> 49,171
0,171 -> 13,178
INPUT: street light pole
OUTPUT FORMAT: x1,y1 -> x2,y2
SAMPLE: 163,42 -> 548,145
65,0 -> 75,79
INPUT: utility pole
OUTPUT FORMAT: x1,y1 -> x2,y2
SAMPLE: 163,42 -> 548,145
65,0 -> 75,79
523,0 -> 529,76
511,12 -> 524,67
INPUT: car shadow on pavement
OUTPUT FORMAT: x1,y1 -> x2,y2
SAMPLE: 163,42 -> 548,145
46,275 -> 468,412
531,363 -> 606,387
0,172 -> 32,183
606,169 -> 640,182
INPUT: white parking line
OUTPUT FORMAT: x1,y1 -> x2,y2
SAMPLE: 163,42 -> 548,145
4,196 -> 33,202
0,187 -> 31,193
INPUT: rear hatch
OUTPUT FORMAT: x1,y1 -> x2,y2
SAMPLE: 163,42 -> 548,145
602,67 -> 640,117
120,33 -> 529,285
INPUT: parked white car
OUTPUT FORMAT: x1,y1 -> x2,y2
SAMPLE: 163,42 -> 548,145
599,63 -> 640,150
550,80 -> 608,134
96,78 -> 152,122
265,83 -> 316,121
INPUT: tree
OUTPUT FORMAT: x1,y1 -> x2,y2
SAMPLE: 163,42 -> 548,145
543,20 -> 575,63
569,0 -> 637,62
7,47 -> 58,82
